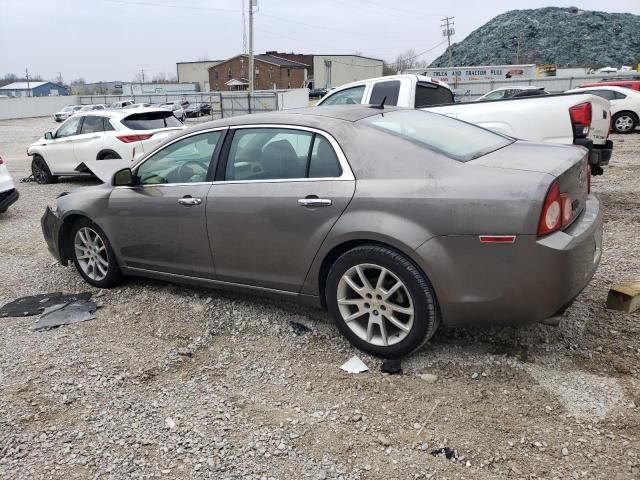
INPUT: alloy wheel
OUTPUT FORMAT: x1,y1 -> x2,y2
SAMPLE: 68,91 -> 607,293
615,115 -> 634,133
74,227 -> 109,281
336,263 -> 415,347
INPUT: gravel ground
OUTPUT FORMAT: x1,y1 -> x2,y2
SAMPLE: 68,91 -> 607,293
0,117 -> 638,480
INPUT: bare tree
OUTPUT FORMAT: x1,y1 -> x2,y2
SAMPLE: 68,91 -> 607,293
393,49 -> 428,73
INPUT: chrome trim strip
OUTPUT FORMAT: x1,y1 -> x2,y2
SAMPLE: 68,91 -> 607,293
124,266 -> 298,296
115,123 -> 356,189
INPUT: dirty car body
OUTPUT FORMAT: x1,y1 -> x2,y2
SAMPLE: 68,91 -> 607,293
41,106 -> 603,357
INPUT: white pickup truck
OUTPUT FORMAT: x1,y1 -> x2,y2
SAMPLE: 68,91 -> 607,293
317,74 -> 613,175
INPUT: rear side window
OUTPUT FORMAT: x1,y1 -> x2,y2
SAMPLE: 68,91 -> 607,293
583,90 -> 616,100
360,110 -> 514,162
415,82 -> 454,107
80,116 -> 104,134
309,136 -> 342,178
370,81 -> 400,106
103,117 -> 115,131
322,85 -> 365,105
224,128 -> 342,181
613,91 -> 627,99
122,111 -> 182,130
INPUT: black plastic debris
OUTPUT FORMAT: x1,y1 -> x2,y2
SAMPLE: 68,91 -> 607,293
31,299 -> 98,331
431,447 -> 458,461
288,320 -> 311,336
0,292 -> 92,318
380,358 -> 402,375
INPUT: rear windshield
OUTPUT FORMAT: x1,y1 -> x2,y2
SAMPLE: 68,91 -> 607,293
414,82 -> 454,107
360,110 -> 514,162
121,111 -> 182,130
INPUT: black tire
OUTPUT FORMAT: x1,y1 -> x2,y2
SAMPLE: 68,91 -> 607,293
612,112 -> 638,134
31,155 -> 58,184
69,218 -> 122,288
101,153 -> 120,160
326,245 -> 439,358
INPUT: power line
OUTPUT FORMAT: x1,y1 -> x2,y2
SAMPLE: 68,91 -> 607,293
357,0 -> 443,17
327,0 -> 436,21
101,0 -> 236,12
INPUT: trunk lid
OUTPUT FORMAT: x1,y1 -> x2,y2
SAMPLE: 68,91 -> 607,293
472,141 -> 590,223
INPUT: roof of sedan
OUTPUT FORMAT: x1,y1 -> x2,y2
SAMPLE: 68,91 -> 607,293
188,105 -> 401,132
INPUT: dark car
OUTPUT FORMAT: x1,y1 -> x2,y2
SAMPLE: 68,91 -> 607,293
309,88 -> 329,99
184,103 -> 212,118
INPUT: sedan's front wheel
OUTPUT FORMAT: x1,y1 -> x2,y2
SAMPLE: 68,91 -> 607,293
326,245 -> 439,358
70,219 -> 122,288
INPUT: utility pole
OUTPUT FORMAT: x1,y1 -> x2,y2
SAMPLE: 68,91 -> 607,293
25,68 -> 30,97
241,0 -> 248,55
512,35 -> 522,64
248,0 -> 256,92
441,16 -> 455,67
56,72 -> 63,85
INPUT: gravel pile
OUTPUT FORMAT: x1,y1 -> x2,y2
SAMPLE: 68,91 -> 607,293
0,117 -> 638,479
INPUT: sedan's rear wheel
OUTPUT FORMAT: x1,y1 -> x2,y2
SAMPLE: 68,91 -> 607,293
326,245 -> 439,358
612,112 -> 637,134
70,219 -> 122,288
31,155 -> 57,184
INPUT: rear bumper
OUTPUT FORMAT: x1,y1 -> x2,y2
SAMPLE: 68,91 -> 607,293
41,206 -> 66,264
575,138 -> 613,171
415,194 -> 603,326
0,188 -> 19,213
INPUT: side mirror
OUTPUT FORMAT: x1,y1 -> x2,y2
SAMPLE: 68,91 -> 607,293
113,168 -> 134,186
44,132 -> 53,140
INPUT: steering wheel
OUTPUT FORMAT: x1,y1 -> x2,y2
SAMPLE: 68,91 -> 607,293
176,160 -> 208,183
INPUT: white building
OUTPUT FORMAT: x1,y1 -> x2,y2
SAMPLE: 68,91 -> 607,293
312,55 -> 383,89
176,60 -> 224,91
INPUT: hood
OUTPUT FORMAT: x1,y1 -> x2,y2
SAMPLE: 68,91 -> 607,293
75,159 -> 131,183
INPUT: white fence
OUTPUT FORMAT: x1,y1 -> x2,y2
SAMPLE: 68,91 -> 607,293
0,96 -> 80,120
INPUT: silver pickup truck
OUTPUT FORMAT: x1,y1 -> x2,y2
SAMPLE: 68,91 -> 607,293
317,74 -> 613,175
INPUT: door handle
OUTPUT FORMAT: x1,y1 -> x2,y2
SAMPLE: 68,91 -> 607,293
178,196 -> 202,206
298,198 -> 332,207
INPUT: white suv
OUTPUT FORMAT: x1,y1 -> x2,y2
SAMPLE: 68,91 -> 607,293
28,108 -> 186,184
0,154 -> 19,213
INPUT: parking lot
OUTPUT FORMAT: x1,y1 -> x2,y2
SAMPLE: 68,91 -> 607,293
0,116 -> 639,479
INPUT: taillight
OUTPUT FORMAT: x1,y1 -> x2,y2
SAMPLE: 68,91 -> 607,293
560,193 -> 572,226
569,102 -> 592,138
116,133 -> 154,143
538,182 -> 561,236
0,155 -> 4,165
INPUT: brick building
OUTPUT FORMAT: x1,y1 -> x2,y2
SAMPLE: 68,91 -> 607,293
208,54 -> 309,91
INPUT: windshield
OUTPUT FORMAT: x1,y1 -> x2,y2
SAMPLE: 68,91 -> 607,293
359,110 -> 514,162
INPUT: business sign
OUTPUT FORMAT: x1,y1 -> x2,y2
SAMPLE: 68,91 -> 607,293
536,64 -> 557,77
418,64 -> 538,83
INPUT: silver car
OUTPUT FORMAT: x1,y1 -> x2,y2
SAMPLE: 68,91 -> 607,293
41,106 -> 602,358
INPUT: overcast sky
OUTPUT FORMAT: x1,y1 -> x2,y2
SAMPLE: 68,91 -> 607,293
1,0 -> 639,83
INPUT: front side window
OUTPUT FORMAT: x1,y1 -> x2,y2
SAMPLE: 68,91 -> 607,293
136,131 -> 221,185
56,116 -> 82,138
80,116 -> 104,134
369,80 -> 400,106
483,90 -> 506,100
224,128 -> 342,181
360,110 -> 514,162
321,85 -> 366,106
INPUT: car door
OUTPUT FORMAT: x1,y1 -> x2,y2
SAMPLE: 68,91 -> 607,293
44,115 -> 84,174
106,129 -> 225,278
206,126 -> 356,292
73,116 -> 106,164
